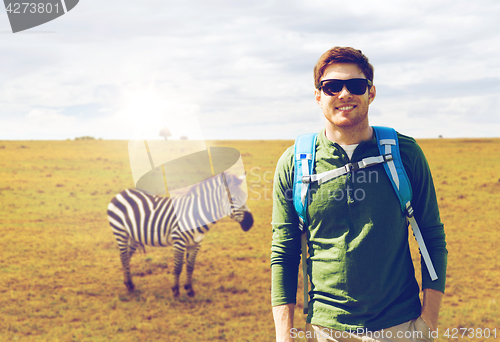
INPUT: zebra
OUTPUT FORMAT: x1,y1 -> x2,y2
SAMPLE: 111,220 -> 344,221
107,172 -> 253,297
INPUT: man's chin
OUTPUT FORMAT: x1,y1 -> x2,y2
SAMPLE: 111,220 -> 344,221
331,118 -> 363,128
325,115 -> 369,130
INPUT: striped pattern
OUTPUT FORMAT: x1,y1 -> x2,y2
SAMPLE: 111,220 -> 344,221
107,173 -> 253,296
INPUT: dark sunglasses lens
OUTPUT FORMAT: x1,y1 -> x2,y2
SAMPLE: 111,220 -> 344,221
346,79 -> 367,95
322,79 -> 368,96
322,81 -> 343,95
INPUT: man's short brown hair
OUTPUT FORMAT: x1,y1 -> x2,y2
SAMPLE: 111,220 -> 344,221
314,47 -> 374,89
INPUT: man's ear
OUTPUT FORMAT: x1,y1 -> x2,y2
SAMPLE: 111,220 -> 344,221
368,85 -> 376,105
314,88 -> 322,107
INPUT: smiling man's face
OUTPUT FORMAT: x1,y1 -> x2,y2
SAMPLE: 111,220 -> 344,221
315,63 -> 376,131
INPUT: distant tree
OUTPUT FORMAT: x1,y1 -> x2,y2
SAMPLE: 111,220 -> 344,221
159,127 -> 172,140
180,136 -> 188,140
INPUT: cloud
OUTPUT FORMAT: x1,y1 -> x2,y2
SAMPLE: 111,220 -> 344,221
1,0 -> 499,139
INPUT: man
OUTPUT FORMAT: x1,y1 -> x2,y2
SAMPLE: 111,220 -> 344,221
271,47 -> 447,342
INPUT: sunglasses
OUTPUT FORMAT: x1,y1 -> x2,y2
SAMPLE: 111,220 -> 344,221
318,78 -> 372,96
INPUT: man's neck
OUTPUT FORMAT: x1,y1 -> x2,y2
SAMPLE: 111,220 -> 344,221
325,123 -> 373,145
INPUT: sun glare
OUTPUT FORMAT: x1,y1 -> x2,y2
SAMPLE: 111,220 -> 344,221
116,86 -> 203,141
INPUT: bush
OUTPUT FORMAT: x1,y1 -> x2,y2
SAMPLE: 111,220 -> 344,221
74,136 -> 96,141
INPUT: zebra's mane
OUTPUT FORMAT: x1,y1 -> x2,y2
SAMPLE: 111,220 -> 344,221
131,172 -> 245,214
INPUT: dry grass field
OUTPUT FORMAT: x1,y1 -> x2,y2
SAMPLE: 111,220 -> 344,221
0,138 -> 499,341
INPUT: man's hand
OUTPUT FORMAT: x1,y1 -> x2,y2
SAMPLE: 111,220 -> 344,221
420,288 -> 444,331
273,303 -> 295,342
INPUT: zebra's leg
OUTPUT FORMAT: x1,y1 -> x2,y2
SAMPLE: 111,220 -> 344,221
184,244 -> 201,297
171,242 -> 186,297
117,237 -> 135,291
129,238 -> 147,257
128,239 -> 138,259
138,242 -> 146,254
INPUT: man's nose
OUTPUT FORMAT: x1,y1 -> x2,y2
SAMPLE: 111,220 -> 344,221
337,85 -> 352,98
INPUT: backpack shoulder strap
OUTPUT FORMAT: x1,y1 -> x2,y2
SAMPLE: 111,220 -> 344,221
372,126 -> 412,213
293,133 -> 318,231
372,126 -> 438,281
293,132 -> 318,314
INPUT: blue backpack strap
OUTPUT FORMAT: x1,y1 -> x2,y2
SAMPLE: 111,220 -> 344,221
293,133 -> 318,231
372,126 -> 412,213
372,126 -> 438,281
293,132 -> 317,315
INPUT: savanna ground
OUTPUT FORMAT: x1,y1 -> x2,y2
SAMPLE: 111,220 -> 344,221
0,138 -> 499,341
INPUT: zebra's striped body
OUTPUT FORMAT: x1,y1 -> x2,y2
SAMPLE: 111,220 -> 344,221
107,173 -> 253,296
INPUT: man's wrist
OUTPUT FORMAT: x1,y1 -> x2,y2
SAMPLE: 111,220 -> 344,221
273,303 -> 295,342
421,288 -> 444,331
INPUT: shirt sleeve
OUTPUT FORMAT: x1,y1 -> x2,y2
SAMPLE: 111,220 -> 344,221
270,146 -> 303,306
400,135 -> 448,292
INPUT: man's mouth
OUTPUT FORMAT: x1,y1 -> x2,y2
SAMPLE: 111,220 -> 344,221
336,105 -> 356,111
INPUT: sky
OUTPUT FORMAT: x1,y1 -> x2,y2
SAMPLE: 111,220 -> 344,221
1,0 -> 500,140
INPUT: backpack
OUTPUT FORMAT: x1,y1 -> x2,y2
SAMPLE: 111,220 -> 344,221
293,126 -> 437,314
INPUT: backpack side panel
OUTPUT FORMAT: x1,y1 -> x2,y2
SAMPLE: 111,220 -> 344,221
293,133 -> 318,229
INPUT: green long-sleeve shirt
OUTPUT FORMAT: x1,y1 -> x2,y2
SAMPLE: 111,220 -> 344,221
271,128 -> 447,332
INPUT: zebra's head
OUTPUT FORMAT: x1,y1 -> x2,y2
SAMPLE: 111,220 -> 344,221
231,202 -> 253,232
223,173 -> 253,232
